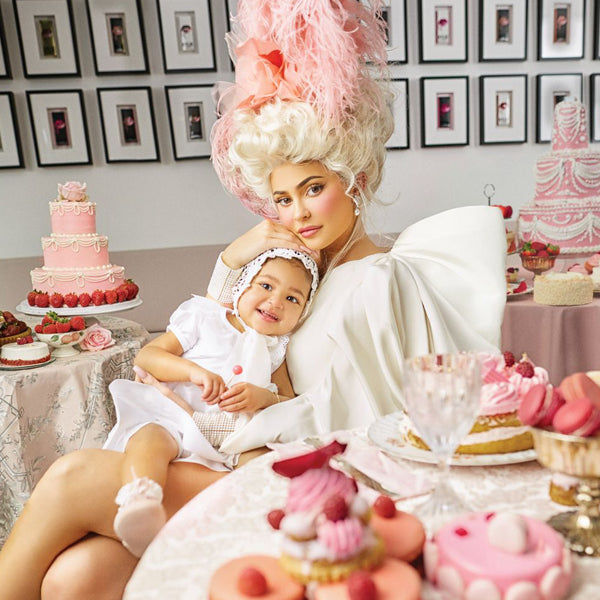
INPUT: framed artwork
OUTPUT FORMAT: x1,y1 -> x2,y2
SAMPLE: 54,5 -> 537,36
420,76 -> 469,147
479,0 -> 528,61
536,73 -> 583,142
156,0 -> 216,73
595,2 -> 600,58
165,85 -> 217,159
86,0 -> 148,75
479,75 -> 527,144
381,1 -> 407,64
590,74 -> 600,142
418,0 -> 467,63
13,0 -> 80,77
0,93 -> 24,168
538,0 -> 585,60
26,90 -> 91,166
0,9 -> 11,78
97,87 -> 159,163
386,78 -> 409,149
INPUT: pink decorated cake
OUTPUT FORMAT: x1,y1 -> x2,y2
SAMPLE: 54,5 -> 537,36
424,511 -> 573,599
28,182 -> 139,308
518,99 -> 600,254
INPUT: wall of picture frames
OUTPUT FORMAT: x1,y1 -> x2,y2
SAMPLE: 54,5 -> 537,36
2,0 -> 600,261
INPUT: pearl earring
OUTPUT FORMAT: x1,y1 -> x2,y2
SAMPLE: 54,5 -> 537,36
352,194 -> 361,216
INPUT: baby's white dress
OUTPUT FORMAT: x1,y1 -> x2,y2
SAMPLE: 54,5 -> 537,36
103,296 -> 287,471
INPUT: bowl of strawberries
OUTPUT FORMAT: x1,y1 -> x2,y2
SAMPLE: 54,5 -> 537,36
34,312 -> 97,357
520,241 -> 560,276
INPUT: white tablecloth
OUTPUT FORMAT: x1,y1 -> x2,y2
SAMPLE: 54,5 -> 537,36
0,315 -> 149,544
125,432 -> 600,599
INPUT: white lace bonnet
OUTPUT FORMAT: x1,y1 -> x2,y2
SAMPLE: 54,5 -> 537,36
232,248 -> 319,318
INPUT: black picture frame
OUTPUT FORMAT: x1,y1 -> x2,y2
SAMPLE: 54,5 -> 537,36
479,0 -> 528,61
536,73 -> 583,142
418,0 -> 467,63
225,0 -> 237,32
0,8 -> 12,79
156,0 -> 216,73
420,76 -> 469,147
386,78 -> 409,149
14,0 -> 80,77
382,0 -> 408,64
594,1 -> 600,58
479,75 -> 528,145
0,92 -> 24,168
86,0 -> 149,75
26,89 -> 91,167
537,0 -> 586,60
590,74 -> 600,142
97,87 -> 159,163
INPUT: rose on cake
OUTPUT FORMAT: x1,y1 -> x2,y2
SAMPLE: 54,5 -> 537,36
80,324 -> 114,352
57,181 -> 87,202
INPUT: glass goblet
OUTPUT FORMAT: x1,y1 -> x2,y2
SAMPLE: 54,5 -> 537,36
401,352 -> 481,533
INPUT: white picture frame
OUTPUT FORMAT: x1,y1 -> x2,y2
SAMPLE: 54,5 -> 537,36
538,0 -> 585,60
479,75 -> 527,144
386,78 -> 409,149
418,0 -> 467,62
97,87 -> 159,163
479,0 -> 528,61
536,73 -> 583,142
0,93 -> 24,168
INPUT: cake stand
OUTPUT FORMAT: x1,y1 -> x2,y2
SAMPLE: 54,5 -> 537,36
16,297 -> 143,317
531,427 -> 600,556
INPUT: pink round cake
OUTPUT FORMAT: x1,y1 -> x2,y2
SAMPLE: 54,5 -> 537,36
424,511 -> 573,600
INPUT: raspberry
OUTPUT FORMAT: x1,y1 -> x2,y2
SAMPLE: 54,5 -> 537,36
503,351 -> 515,368
373,495 -> 396,519
69,316 -> 86,331
347,571 -> 377,600
64,293 -> 78,308
515,361 -> 535,378
237,567 -> 267,597
105,290 -> 118,304
78,293 -> 91,307
323,493 -> 348,522
267,509 -> 285,530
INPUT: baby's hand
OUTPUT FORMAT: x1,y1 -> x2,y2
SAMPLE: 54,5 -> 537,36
190,367 -> 226,404
219,383 -> 275,413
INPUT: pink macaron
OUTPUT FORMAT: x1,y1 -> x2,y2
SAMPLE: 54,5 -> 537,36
552,397 -> 600,436
559,373 -> 600,408
518,384 -> 565,427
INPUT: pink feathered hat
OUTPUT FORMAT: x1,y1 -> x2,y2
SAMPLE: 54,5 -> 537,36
211,0 -> 389,217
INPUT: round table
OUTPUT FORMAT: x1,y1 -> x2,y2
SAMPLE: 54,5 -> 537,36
0,314 -> 149,544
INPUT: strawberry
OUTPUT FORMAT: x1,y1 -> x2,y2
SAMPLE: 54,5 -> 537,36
267,509 -> 285,530
27,336 -> 34,343
69,316 -> 86,331
531,241 -> 546,252
56,322 -> 71,333
27,291 -> 38,306
521,249 -> 535,257
536,249 -> 549,258
116,285 -> 128,302
64,292 -> 78,308
237,567 -> 267,597
323,494 -> 348,522
272,440 -> 347,478
50,293 -> 64,308
43,324 -> 57,334
373,495 -> 396,518
105,289 -> 118,304
126,279 -> 139,300
78,293 -> 92,307
34,324 -> 44,334
41,315 -> 54,326
547,244 -> 560,256
35,293 -> 50,308
516,360 -> 535,378
347,571 -> 377,600
503,351 -> 516,368
92,290 -> 105,306
17,337 -> 25,345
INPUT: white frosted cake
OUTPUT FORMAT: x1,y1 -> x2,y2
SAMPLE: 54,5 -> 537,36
534,272 -> 593,306
1,341 -> 51,366
518,100 -> 600,254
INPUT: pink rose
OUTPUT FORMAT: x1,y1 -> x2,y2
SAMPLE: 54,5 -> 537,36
80,324 -> 115,352
57,181 -> 87,202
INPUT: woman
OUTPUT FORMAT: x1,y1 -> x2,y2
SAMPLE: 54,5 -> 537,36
0,1 -> 506,597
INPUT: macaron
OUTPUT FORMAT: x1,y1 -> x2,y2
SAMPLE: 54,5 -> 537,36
559,373 -> 600,408
518,384 -> 565,427
552,397 -> 600,437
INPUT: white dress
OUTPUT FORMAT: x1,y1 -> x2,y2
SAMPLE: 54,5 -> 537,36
103,296 -> 288,471
219,206 -> 507,454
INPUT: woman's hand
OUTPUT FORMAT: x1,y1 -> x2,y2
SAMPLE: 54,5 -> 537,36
221,220 -> 319,269
190,366 -> 227,403
218,383 -> 277,412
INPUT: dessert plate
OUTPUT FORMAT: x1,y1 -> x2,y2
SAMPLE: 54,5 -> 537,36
507,280 -> 532,297
16,297 -> 142,316
0,357 -> 56,371
368,412 -> 536,467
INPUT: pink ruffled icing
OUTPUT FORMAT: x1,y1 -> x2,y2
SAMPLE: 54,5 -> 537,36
478,353 -> 507,384
509,367 -> 549,398
317,517 -> 364,560
285,467 -> 356,513
479,382 -> 520,416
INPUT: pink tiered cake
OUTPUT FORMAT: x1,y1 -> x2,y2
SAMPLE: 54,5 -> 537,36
30,182 -> 131,300
518,99 -> 600,254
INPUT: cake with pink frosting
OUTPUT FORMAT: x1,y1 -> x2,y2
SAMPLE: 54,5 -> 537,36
424,511 -> 573,600
518,99 -> 600,254
28,182 -> 139,308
